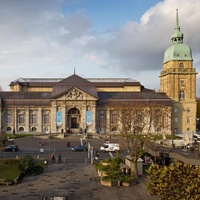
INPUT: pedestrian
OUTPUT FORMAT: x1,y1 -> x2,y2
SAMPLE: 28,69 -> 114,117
51,154 -> 55,163
67,141 -> 70,147
96,150 -> 99,158
58,154 -> 62,163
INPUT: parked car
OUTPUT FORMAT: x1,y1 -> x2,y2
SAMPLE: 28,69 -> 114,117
71,145 -> 87,151
100,143 -> 120,152
2,145 -> 19,152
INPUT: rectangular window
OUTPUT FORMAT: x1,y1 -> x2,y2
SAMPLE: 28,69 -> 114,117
43,114 -> 49,124
30,114 -> 37,124
111,112 -> 117,124
174,117 -> 179,123
187,116 -> 191,123
19,114 -> 24,124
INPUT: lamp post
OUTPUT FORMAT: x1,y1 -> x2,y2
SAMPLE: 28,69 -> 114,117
49,132 -> 51,157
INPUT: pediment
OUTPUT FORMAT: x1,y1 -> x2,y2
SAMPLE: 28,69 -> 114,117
55,87 -> 97,101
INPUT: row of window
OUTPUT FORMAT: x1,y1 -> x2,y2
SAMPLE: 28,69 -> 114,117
6,126 -> 38,132
174,107 -> 191,113
6,113 -> 50,125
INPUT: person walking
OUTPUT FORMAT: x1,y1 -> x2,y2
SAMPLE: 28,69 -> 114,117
51,154 -> 55,163
95,150 -> 99,160
67,141 -> 70,147
58,154 -> 62,163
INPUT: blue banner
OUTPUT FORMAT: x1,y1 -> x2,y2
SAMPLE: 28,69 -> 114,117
86,111 -> 92,126
56,111 -> 62,126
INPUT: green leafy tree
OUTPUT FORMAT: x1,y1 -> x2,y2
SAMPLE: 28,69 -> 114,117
19,155 -> 44,175
146,162 -> 200,200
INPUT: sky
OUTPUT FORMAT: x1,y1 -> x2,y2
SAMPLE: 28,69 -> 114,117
0,0 -> 200,95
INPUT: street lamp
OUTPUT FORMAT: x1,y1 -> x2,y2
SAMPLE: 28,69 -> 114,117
49,131 -> 51,157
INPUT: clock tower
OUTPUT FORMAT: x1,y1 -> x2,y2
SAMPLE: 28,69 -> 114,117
160,9 -> 197,135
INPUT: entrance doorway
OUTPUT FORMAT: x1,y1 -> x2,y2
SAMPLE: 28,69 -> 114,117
68,108 -> 80,130
71,117 -> 78,128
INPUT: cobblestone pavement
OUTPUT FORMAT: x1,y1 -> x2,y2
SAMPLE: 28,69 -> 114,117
0,160 -> 160,200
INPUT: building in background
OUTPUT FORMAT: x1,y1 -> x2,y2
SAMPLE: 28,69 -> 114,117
0,10 -> 197,136
0,74 -> 171,134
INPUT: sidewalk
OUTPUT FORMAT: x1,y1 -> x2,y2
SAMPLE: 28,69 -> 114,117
0,160 -> 160,200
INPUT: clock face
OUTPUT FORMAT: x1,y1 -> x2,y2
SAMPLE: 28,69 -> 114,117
7,115 -> 12,123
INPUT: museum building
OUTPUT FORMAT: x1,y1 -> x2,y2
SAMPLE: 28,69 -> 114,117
0,10 -> 197,136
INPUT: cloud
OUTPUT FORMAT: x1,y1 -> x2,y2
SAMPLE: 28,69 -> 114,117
87,0 -> 200,74
0,0 -> 199,95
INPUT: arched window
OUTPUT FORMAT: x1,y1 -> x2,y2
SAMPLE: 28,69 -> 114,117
156,127 -> 161,132
68,108 -> 80,115
31,127 -> 37,132
6,127 -> 12,131
179,90 -> 185,100
111,127 -> 117,131
19,127 -> 24,132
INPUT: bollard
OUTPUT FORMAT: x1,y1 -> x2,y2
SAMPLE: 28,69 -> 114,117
117,179 -> 120,188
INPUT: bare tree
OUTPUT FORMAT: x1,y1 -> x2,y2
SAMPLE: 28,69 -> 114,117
108,100 -> 171,178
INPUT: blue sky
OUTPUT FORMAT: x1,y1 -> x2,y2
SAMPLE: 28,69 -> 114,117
61,0 -> 163,30
0,0 -> 200,95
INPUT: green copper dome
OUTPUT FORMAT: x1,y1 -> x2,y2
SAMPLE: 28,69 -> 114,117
163,9 -> 193,63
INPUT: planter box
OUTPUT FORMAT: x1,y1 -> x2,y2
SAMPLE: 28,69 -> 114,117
122,180 -> 136,187
97,169 -> 107,177
100,179 -> 118,187
101,161 -> 109,166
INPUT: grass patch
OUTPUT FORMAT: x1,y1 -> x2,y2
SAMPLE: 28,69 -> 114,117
7,134 -> 33,139
0,156 -> 46,183
0,160 -> 21,182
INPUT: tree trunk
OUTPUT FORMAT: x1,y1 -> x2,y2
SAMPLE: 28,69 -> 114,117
131,161 -> 138,178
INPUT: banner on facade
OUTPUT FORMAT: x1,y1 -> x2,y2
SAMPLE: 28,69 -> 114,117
56,111 -> 62,126
86,111 -> 92,126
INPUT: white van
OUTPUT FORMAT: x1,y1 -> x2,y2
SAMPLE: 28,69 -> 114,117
100,143 -> 120,152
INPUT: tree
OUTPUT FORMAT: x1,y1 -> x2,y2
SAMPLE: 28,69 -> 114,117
0,133 -> 8,158
146,161 -> 200,200
108,101 -> 171,178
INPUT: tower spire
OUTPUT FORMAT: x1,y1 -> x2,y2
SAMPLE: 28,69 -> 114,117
176,9 -> 179,28
74,66 -> 76,75
171,9 -> 183,44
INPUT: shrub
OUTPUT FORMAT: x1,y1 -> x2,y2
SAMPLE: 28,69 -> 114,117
3,158 -> 20,165
18,155 -> 37,175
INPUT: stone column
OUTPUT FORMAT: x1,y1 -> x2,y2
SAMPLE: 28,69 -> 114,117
37,107 -> 42,133
51,105 -> 57,133
61,105 -> 66,133
105,108 -> 110,134
91,104 -> 96,133
24,107 -> 29,132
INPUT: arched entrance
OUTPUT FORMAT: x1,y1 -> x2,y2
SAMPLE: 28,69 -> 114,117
68,108 -> 81,130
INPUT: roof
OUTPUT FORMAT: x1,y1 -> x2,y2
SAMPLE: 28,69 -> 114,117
51,74 -> 99,99
97,91 -> 172,106
163,9 -> 192,63
10,77 -> 141,87
0,91 -> 51,106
